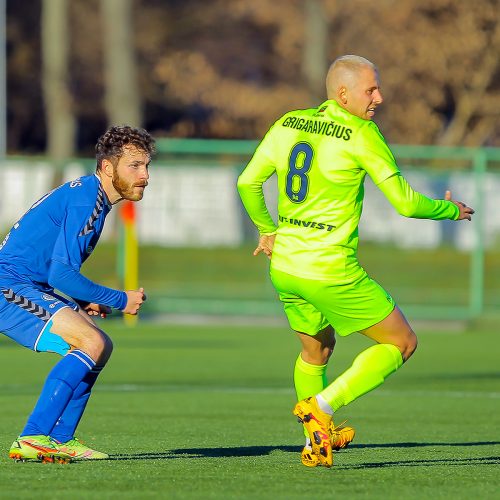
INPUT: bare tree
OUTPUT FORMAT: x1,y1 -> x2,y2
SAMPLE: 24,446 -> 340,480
101,0 -> 142,127
42,0 -> 75,159
302,0 -> 329,104
437,11 -> 500,146
327,0 -> 500,146
8,0 -> 500,149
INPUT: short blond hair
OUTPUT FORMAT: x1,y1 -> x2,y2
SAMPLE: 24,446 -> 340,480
326,55 -> 377,99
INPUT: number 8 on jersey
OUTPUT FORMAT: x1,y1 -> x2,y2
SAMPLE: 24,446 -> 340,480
286,142 -> 314,203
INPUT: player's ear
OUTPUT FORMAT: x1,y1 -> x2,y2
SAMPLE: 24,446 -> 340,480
101,159 -> 114,177
339,86 -> 348,104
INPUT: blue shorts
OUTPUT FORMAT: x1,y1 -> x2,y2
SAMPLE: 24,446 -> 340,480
0,279 -> 78,355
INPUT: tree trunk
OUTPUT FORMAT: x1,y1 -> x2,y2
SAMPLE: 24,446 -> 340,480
302,0 -> 328,104
42,0 -> 75,159
102,0 -> 142,127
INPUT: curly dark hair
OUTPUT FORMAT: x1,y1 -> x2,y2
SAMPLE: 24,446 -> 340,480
95,125 -> 156,170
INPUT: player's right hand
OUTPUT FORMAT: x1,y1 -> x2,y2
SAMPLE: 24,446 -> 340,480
445,190 -> 475,221
84,303 -> 112,318
253,234 -> 276,259
123,287 -> 147,315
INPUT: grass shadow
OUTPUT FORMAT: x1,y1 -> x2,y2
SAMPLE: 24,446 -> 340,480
337,455 -> 500,469
108,441 -> 500,461
350,441 -> 500,449
108,445 -> 298,461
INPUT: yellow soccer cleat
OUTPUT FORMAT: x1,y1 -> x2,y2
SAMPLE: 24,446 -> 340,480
300,424 -> 355,467
331,422 -> 355,451
9,435 -> 71,463
293,397 -> 333,467
50,437 -> 109,460
301,446 -> 320,467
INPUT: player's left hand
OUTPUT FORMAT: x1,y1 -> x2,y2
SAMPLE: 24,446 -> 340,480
83,303 -> 112,318
253,234 -> 276,259
444,190 -> 475,221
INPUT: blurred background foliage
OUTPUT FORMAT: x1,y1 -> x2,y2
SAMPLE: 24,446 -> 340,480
5,0 -> 500,157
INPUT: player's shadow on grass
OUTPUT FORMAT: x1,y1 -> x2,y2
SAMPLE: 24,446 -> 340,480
108,445 -> 298,461
349,441 -> 500,449
108,441 -> 500,461
336,455 -> 500,470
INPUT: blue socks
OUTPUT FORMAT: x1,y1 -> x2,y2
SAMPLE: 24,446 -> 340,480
21,350 -> 96,437
49,366 -> 103,443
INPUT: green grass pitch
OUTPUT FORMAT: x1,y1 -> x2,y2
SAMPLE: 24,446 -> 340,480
0,322 -> 498,499
87,243 -> 500,316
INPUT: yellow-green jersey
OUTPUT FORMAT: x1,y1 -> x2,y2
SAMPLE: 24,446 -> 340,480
238,100 -> 458,283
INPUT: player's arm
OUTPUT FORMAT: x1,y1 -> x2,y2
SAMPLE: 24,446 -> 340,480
47,207 -> 128,310
237,144 -> 278,258
237,157 -> 277,236
48,260 -> 128,310
357,123 -> 474,221
377,174 -> 474,221
73,293 -> 145,316
237,121 -> 280,238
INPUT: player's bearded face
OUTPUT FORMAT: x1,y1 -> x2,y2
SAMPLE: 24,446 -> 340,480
112,146 -> 150,201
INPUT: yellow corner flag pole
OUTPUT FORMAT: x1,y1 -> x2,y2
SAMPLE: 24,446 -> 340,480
120,200 -> 138,326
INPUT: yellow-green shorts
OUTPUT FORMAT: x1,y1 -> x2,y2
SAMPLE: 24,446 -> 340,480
270,267 -> 395,336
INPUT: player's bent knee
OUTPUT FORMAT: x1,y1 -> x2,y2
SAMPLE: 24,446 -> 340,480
87,328 -> 113,359
51,307 -> 115,361
66,325 -> 110,361
401,331 -> 418,361
97,331 -> 114,364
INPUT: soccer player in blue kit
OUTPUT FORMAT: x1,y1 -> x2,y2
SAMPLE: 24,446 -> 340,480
0,125 -> 155,462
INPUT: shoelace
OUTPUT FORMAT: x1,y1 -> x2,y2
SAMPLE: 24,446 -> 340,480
329,420 -> 355,448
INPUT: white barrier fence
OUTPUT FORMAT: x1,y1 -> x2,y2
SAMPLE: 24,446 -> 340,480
0,159 -> 496,249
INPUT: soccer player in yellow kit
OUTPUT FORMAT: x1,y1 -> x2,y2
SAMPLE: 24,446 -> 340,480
237,55 -> 474,468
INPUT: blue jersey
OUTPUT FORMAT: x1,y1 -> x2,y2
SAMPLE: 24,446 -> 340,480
0,174 -> 127,310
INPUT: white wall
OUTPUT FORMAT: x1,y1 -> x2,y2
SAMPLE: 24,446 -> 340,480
0,160 -> 496,249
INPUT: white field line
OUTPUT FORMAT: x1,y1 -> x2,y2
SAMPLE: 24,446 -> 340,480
1,385 -> 498,399
94,385 -> 500,399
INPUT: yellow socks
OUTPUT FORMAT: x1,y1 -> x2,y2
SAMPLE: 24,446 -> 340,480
294,354 -> 328,440
319,344 -> 403,412
294,354 -> 328,401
